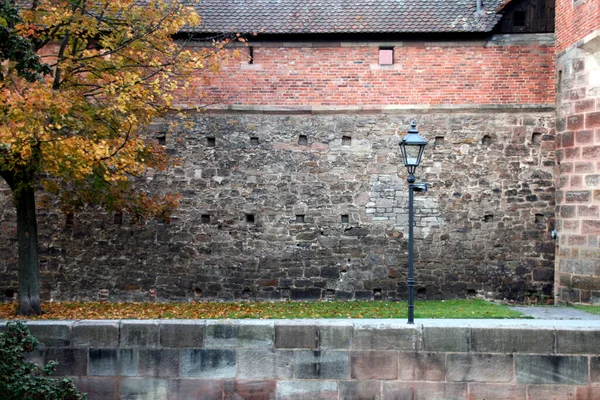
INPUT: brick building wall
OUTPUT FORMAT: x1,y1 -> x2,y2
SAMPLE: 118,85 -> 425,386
555,0 -> 600,53
554,0 -> 600,304
180,38 -> 555,107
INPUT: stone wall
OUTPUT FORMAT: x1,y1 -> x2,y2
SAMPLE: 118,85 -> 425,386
555,31 -> 600,304
0,108 -> 556,302
5,319 -> 600,400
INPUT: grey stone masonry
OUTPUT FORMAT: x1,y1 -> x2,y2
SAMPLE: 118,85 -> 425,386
4,319 -> 600,399
0,111 -> 556,304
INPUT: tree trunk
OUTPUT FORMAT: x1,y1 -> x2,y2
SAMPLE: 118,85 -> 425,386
15,183 -> 42,316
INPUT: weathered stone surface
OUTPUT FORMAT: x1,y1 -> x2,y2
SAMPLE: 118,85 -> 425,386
138,349 -> 180,378
168,379 -> 223,400
467,383 -> 526,400
515,355 -> 588,384
28,348 -> 87,376
205,321 -> 274,348
353,325 -> 419,350
591,356 -> 600,383
446,354 -> 513,382
119,378 -> 168,400
89,348 -> 138,376
422,327 -> 469,352
295,350 -> 349,379
382,382 -> 467,400
339,381 -> 381,400
276,380 -> 338,400
525,384 -> 577,399
0,112 -> 556,303
471,327 -> 554,354
27,322 -> 72,348
350,351 -> 398,380
70,377 -> 118,400
398,352 -> 445,381
318,324 -> 352,349
72,321 -> 119,348
160,321 -> 204,348
224,380 -> 277,400
275,324 -> 318,349
120,321 -> 160,348
180,349 -> 236,378
557,329 -> 600,354
237,349 -> 294,379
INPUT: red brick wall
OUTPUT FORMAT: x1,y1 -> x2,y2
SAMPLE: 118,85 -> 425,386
555,0 -> 600,53
181,42 -> 555,107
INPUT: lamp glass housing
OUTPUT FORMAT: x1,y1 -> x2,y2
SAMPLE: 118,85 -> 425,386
400,123 -> 428,173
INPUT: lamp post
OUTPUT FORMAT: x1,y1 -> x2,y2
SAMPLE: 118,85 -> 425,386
399,121 -> 428,324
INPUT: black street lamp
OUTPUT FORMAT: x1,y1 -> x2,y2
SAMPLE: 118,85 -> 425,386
399,121 -> 428,324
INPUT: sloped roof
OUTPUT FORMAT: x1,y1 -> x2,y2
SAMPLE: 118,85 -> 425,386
190,0 -> 506,34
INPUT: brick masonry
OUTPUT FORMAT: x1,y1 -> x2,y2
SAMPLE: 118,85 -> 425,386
182,36 -> 555,108
0,108 -> 556,302
554,0 -> 600,304
5,320 -> 600,400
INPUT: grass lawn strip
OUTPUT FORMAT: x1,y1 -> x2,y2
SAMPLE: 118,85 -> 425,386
572,305 -> 600,315
0,299 -> 522,320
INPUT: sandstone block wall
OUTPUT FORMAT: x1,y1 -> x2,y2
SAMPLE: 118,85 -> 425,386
554,0 -> 600,304
0,109 -> 555,302
4,320 -> 600,400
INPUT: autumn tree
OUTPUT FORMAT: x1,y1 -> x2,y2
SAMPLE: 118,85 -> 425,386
0,0 -> 234,315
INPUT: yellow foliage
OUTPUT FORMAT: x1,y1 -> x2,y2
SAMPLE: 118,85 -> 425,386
0,0 -> 234,217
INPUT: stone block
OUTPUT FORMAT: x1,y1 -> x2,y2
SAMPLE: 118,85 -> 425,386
275,324 -> 318,349
471,327 -> 554,354
556,329 -> 600,354
295,350 -> 349,379
138,349 -> 180,378
468,383 -> 526,400
72,321 -> 119,348
205,321 -> 274,348
353,325 -> 419,350
224,380 -> 277,400
38,348 -> 88,376
515,355 -> 588,384
119,378 -> 168,400
180,349 -> 236,378
526,384 -> 576,399
318,324 -> 352,349
382,382 -> 467,400
290,288 -> 322,300
592,357 -> 600,383
120,321 -> 160,348
446,354 -> 513,382
89,348 -> 138,376
237,349 -> 294,379
339,381 -> 381,400
27,322 -> 72,348
160,321 -> 204,348
422,327 -> 469,352
167,379 -> 222,400
576,387 -> 600,400
350,351 -> 398,380
398,352 -> 445,381
70,377 -> 118,400
276,380 -> 338,400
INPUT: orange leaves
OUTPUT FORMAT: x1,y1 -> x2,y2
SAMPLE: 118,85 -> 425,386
1,0 -> 233,220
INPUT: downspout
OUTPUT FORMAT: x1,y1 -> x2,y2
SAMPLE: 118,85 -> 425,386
476,0 -> 485,18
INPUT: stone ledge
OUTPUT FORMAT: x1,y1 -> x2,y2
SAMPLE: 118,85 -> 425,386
193,104 -> 556,115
